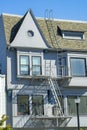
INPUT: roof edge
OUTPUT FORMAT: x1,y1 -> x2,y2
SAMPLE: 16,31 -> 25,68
1,12 -> 87,24
1,13 -> 22,18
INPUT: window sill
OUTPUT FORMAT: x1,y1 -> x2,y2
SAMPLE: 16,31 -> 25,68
17,75 -> 49,79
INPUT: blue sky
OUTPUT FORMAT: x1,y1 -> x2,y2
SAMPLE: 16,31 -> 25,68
0,0 -> 87,21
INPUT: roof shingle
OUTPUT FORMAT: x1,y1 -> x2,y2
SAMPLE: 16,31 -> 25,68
2,12 -> 87,50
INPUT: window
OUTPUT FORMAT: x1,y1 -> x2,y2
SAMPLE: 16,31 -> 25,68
27,30 -> 34,37
17,95 -> 29,115
32,95 -> 44,115
32,56 -> 42,75
18,54 -> 42,76
67,96 -> 77,115
67,96 -> 87,115
58,57 -> 67,76
70,58 -> 86,76
62,31 -> 84,40
19,55 -> 29,75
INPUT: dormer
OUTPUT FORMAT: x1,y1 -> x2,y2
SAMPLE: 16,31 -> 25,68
62,31 -> 85,40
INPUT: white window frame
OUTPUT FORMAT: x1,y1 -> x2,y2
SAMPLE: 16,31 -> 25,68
62,31 -> 84,40
17,51 -> 43,77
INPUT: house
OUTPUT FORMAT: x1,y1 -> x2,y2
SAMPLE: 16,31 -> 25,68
0,9 -> 87,130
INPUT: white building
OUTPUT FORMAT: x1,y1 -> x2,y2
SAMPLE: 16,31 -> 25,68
0,9 -> 87,130
0,75 -> 6,127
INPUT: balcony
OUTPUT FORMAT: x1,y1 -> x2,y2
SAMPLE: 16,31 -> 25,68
17,65 -> 69,79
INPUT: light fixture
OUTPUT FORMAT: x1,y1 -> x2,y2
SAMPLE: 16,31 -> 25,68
75,97 -> 80,104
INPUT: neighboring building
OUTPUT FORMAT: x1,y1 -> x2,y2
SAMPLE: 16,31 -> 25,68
0,9 -> 87,130
0,75 -> 6,127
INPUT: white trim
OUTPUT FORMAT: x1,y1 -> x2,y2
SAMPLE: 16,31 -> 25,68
37,17 -> 87,24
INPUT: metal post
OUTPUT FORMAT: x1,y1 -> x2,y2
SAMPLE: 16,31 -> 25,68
75,97 -> 80,130
76,103 -> 80,130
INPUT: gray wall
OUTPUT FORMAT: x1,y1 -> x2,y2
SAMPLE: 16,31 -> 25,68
0,16 -> 7,74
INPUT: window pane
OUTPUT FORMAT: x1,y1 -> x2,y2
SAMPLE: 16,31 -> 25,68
70,58 -> 86,76
32,56 -> 42,75
32,57 -> 40,65
32,66 -> 41,75
79,96 -> 87,115
20,56 -> 29,65
63,31 -> 84,40
17,95 -> 29,115
20,55 -> 29,75
20,66 -> 29,75
68,96 -> 87,115
67,96 -> 77,115
32,95 -> 44,115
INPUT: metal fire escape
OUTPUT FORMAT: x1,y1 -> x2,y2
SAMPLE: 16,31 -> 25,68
44,9 -> 72,125
44,9 -> 64,116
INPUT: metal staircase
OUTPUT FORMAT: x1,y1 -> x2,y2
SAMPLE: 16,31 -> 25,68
44,10 -> 72,127
48,77 -> 64,116
44,9 -> 64,116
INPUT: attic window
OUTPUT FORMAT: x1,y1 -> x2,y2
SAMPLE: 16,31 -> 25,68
62,31 -> 84,40
27,30 -> 34,37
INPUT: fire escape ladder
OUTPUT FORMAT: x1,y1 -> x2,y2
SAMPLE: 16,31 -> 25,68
48,77 -> 64,116
45,9 -> 60,48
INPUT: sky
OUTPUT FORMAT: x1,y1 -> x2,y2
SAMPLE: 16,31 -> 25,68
0,0 -> 87,21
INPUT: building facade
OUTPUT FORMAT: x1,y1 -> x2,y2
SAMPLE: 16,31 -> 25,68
0,9 -> 87,130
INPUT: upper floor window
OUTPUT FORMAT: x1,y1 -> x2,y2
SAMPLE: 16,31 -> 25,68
32,56 -> 42,75
62,31 -> 84,40
19,55 -> 29,75
70,58 -> 86,76
18,55 -> 42,76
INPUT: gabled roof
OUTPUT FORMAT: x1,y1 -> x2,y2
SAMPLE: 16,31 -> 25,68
2,10 -> 87,50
